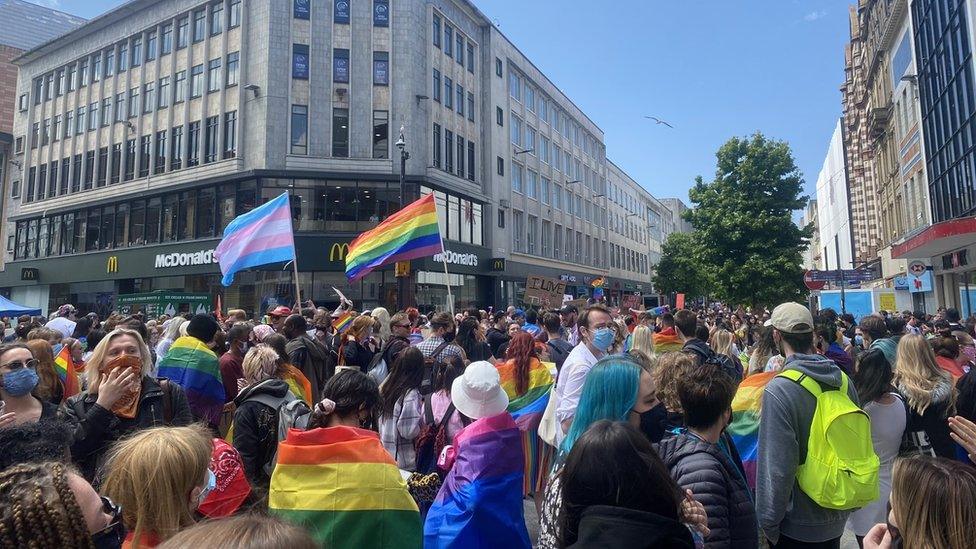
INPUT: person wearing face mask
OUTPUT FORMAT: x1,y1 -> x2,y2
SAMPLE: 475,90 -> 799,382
61,328 -> 194,482
0,343 -> 61,428
219,324 -> 252,403
553,305 -> 614,440
0,460 -> 125,549
657,362 -> 758,548
101,424 -> 215,548
340,315 -> 378,373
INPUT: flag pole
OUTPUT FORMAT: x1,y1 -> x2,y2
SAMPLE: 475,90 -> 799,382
286,193 -> 302,310
437,228 -> 454,316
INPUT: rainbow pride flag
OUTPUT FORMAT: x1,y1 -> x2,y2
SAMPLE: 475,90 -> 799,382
727,371 -> 778,491
156,336 -> 225,426
270,426 -> 421,549
424,412 -> 530,548
53,343 -> 79,402
345,194 -> 443,282
653,329 -> 684,353
332,311 -> 353,334
215,192 -> 295,287
498,359 -> 554,496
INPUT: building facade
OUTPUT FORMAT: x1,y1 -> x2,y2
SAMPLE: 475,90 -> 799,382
815,120 -> 854,274
659,197 -> 692,236
606,160 -> 657,303
0,0 -> 656,316
800,199 -> 821,271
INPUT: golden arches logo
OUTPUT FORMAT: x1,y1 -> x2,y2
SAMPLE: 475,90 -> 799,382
106,256 -> 119,273
329,243 -> 350,262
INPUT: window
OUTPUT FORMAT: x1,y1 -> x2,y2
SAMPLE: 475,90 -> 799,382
432,123 -> 441,168
445,25 -> 453,57
115,93 -> 125,121
332,107 -> 349,157
161,23 -> 173,54
72,154 -> 82,190
52,115 -> 61,141
540,97 -> 548,121
553,145 -> 562,172
139,136 -> 151,177
97,148 -> 109,187
290,105 -> 307,154
456,84 -> 463,115
229,0 -> 241,28
14,136 -> 23,154
467,141 -> 475,181
100,99 -> 110,126
84,150 -> 95,188
211,2 -> 223,35
467,43 -> 474,73
110,146 -> 120,184
432,14 -> 441,48
553,185 -> 562,209
175,70 -> 186,102
496,106 -> 503,126
467,92 -> 474,122
187,121 -> 200,166
88,103 -> 97,130
143,83 -> 155,113
444,77 -> 453,109
193,9 -> 206,42
372,110 -> 388,158
223,111 -> 237,158
334,0 -> 350,23
190,64 -> 204,97
511,114 -> 521,145
373,0 -> 389,26
131,36 -> 141,67
526,86 -> 535,112
79,60 -> 88,88
155,130 -> 167,173
26,167 -> 35,202
495,57 -> 502,77
292,44 -> 309,79
432,69 -> 440,102
456,135 -> 465,176
456,34 -> 464,64
542,220 -> 551,257
497,156 -> 504,176
498,209 -> 505,228
527,170 -> 537,199
333,48 -> 349,83
373,51 -> 389,85
509,72 -> 521,101
67,63 -> 76,91
177,16 -> 189,48
512,163 -> 523,193
55,69 -> 65,95
10,179 -> 19,199
527,216 -> 537,254
541,177 -> 550,204
208,58 -> 222,91
92,55 -> 101,81
146,30 -> 157,61
204,115 -> 219,163
158,77 -> 170,108
541,137 -> 549,163
170,126 -> 183,170
444,130 -> 453,172
526,127 -> 536,153
513,211 -> 523,252
226,52 -> 239,86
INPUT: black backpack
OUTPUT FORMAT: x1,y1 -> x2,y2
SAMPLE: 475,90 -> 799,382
546,339 -> 573,374
421,342 -> 450,396
414,396 -> 469,474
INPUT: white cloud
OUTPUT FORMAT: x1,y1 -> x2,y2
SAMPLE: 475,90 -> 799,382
803,10 -> 827,22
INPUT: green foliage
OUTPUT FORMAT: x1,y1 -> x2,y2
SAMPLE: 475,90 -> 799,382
685,132 -> 812,308
652,232 -> 714,298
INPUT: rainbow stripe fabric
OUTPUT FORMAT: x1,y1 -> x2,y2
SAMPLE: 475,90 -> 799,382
345,194 -> 443,282
215,192 -> 296,286
53,343 -> 79,402
424,412 -> 531,548
156,336 -> 225,426
653,330 -> 684,353
332,311 -> 353,334
727,371 -> 778,491
498,358 -> 554,496
270,426 -> 421,549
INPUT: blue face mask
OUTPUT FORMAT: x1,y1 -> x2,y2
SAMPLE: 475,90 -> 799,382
1,367 -> 38,397
591,328 -> 614,352
854,335 -> 864,347
197,469 -> 216,504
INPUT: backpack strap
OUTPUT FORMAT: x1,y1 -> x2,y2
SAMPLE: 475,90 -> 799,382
160,379 -> 174,424
440,402 -> 457,431
424,395 -> 435,425
777,369 -> 822,396
368,340 -> 388,371
431,341 -> 450,361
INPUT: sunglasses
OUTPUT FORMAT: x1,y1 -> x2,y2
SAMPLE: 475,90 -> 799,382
1,358 -> 38,371
94,496 -> 123,535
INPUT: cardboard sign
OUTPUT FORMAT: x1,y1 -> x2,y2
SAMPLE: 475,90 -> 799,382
621,293 -> 641,309
676,293 -> 686,310
523,276 -> 567,308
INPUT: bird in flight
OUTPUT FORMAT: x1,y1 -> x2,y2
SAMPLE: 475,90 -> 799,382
644,116 -> 674,128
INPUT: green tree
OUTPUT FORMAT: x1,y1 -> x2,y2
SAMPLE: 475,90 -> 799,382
652,232 -> 713,299
686,132 -> 811,308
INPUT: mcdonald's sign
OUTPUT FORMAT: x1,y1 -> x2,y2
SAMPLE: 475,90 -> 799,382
106,256 -> 119,273
329,243 -> 350,262
489,258 -> 506,272
21,268 -> 38,281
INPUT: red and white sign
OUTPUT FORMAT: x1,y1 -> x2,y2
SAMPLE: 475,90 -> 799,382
804,270 -> 827,291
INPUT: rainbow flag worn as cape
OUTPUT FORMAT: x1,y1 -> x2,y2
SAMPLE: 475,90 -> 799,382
270,426 -> 421,549
424,412 -> 531,549
345,194 -> 443,282
653,330 -> 684,354
156,336 -> 225,426
53,343 -> 79,402
498,359 -> 554,496
727,371 -> 778,491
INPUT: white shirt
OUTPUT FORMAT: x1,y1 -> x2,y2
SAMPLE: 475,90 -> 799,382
554,342 -> 601,443
46,317 -> 76,339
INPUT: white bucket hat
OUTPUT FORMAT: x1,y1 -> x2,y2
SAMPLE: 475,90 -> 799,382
451,361 -> 509,420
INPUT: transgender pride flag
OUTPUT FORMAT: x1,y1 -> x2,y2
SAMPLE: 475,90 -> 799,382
215,192 -> 296,286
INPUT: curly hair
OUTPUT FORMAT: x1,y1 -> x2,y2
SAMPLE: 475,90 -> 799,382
652,352 -> 697,414
505,332 -> 536,396
0,461 -> 94,549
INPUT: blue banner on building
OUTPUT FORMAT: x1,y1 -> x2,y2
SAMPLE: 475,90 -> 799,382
294,0 -> 310,19
333,52 -> 349,83
293,45 -> 309,79
335,0 -> 350,23
374,0 -> 389,26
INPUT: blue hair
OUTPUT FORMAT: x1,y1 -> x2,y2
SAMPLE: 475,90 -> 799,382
561,356 -> 641,454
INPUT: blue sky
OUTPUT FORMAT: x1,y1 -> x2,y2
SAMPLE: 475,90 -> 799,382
39,0 -> 850,204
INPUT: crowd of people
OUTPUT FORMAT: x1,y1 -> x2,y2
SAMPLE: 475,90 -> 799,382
1,298 -> 976,548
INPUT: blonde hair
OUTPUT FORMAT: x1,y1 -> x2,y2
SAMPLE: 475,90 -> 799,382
370,307 -> 392,344
891,456 -> 976,549
894,334 -> 956,415
631,325 -> 655,358
157,513 -> 316,549
652,352 -> 696,414
227,309 -> 247,321
347,315 -> 375,341
709,329 -> 734,358
102,425 -> 213,547
243,344 -> 281,386
85,329 -> 152,389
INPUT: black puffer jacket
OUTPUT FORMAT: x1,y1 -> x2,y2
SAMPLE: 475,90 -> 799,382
566,505 -> 694,548
232,379 -> 290,492
656,432 -> 757,549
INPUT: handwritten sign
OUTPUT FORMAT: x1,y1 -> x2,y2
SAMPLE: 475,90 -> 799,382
523,276 -> 567,308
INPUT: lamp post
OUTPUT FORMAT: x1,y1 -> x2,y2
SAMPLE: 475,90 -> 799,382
395,126 -> 410,311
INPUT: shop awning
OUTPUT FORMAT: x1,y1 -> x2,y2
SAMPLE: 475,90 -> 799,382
0,295 -> 41,317
891,216 -> 976,259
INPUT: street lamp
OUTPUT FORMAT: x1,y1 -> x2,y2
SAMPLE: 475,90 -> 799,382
395,126 -> 410,311
514,148 -> 534,155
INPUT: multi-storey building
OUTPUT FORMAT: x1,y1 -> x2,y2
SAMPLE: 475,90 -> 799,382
815,120 -> 854,274
0,0 -> 640,315
800,199 -> 821,271
659,197 -> 691,236
606,160 -> 657,303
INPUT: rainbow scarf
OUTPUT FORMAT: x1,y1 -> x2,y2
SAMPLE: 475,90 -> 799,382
727,371 -> 778,491
424,413 -> 530,548
270,427 -> 421,548
53,343 -> 79,402
156,336 -> 225,426
498,359 -> 554,495
653,329 -> 683,353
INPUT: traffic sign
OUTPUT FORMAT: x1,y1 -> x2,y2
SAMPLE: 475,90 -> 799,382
804,270 -> 826,290
805,269 -> 877,284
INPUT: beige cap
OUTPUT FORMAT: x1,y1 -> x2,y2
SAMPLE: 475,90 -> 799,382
764,302 -> 814,333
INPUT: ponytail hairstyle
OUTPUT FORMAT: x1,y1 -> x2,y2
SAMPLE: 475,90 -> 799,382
0,461 -> 94,549
308,369 -> 380,430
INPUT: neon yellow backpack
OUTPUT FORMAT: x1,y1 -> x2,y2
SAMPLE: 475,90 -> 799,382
777,369 -> 879,510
